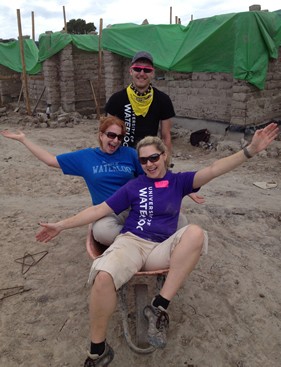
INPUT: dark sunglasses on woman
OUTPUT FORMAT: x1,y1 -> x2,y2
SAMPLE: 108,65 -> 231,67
138,152 -> 164,165
104,132 -> 124,141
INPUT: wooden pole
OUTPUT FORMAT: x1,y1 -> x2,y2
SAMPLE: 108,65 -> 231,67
63,6 -> 67,32
0,75 -> 20,80
17,9 -> 31,116
175,16 -> 178,24
18,82 -> 24,104
32,86 -> 46,115
89,80 -> 98,108
170,7 -> 172,24
179,18 -> 181,25
97,18 -> 103,120
191,14 -> 193,21
31,11 -> 35,41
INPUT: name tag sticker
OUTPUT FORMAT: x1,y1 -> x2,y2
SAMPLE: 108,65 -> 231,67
155,180 -> 169,188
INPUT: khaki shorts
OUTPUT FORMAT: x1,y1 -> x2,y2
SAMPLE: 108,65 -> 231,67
88,225 -> 208,290
92,210 -> 188,247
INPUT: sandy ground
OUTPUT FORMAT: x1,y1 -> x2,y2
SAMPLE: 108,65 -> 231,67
1,109 -> 281,367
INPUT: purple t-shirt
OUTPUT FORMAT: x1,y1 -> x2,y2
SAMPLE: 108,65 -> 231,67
106,170 -> 198,242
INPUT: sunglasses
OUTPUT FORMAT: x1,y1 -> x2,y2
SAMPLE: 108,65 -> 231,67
104,132 -> 124,141
138,151 -> 164,165
131,65 -> 154,74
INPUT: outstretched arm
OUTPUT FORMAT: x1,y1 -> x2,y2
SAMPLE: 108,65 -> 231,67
193,123 -> 279,188
36,202 -> 114,243
1,130 -> 60,168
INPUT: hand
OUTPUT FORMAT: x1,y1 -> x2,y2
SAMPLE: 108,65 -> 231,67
1,129 -> 26,142
36,222 -> 62,243
249,123 -> 279,155
188,193 -> 205,204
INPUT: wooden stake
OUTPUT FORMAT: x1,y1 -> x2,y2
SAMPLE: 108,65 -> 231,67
179,18 -> 181,24
97,18 -> 103,120
63,6 -> 67,32
17,9 -> 31,116
175,16 -> 178,24
170,7 -> 172,24
89,80 -> 98,108
0,75 -> 20,80
18,82 -> 24,104
0,76 -> 44,80
32,11 -> 35,41
32,86 -> 46,115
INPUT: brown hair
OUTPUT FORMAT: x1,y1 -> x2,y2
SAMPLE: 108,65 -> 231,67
98,116 -> 126,148
136,136 -> 170,170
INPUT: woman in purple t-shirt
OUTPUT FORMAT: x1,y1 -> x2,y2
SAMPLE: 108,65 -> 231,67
36,123 -> 278,367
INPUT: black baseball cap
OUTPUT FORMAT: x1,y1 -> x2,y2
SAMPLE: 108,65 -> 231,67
131,51 -> 154,66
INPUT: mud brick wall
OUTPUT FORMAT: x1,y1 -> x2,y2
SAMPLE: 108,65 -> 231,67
26,71 -> 45,111
58,43 -> 76,113
231,48 -> 281,126
104,50 -> 281,127
165,71 -> 233,121
42,54 -> 61,112
0,64 -> 21,104
1,41 -> 281,126
103,50 -> 126,102
107,55 -> 234,123
72,45 -> 105,114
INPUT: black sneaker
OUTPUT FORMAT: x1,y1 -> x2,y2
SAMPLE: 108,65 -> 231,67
84,341 -> 114,366
143,304 -> 169,349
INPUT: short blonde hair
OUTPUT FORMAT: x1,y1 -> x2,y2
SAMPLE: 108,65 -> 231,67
136,136 -> 170,170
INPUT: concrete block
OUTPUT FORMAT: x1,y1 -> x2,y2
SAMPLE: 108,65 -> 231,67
232,93 -> 248,102
197,73 -> 212,81
231,108 -> 246,117
191,80 -> 206,88
249,4 -> 261,11
230,116 -> 246,126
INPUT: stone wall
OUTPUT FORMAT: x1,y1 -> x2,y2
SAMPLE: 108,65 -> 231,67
41,53 -> 61,111
0,64 -> 21,104
0,42 -> 104,115
25,72 -> 46,111
1,41 -> 281,127
103,50 -> 125,101
231,48 -> 281,126
104,50 -> 281,127
72,45 -> 105,114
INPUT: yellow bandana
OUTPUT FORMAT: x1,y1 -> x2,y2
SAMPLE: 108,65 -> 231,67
126,84 -> 154,117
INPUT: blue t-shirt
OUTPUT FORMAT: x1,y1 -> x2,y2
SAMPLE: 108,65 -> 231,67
57,146 -> 144,205
106,170 -> 199,242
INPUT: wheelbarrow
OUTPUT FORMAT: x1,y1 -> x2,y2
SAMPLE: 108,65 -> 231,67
86,223 -> 169,354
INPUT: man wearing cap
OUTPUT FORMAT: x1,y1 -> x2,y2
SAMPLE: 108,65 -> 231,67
105,51 -> 174,152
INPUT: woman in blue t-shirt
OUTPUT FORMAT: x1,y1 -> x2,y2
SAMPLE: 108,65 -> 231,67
36,123 -> 278,367
2,116 -> 203,245
2,116 -> 143,245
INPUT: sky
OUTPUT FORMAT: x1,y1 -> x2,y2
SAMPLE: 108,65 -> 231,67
0,0 -> 280,41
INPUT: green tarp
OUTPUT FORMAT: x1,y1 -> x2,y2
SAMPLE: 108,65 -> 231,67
101,11 -> 281,90
0,39 -> 42,74
0,32 -> 99,75
1,11 -> 281,89
38,32 -> 99,62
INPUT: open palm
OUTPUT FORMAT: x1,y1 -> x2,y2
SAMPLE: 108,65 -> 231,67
36,222 -> 62,243
1,130 -> 26,142
251,123 -> 278,153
